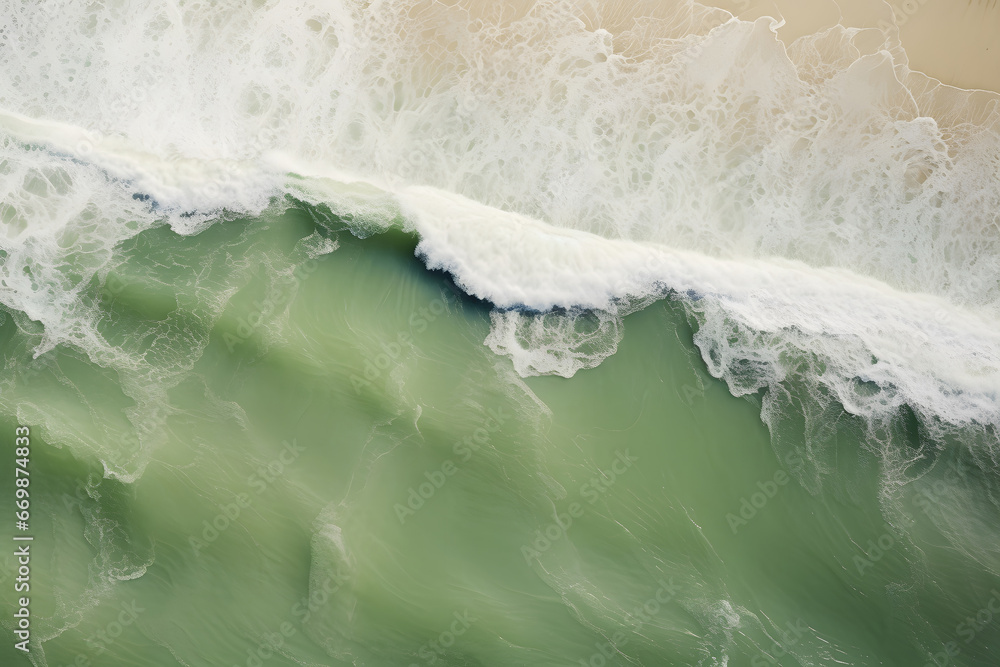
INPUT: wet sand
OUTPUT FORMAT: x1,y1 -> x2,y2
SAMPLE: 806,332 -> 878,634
449,0 -> 1000,93
705,0 -> 1000,93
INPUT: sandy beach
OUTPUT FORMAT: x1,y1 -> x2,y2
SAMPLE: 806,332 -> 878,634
712,0 -> 1000,93
450,0 -> 1000,93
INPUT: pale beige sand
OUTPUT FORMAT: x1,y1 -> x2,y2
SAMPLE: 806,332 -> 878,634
448,0 -> 1000,93
709,0 -> 1000,93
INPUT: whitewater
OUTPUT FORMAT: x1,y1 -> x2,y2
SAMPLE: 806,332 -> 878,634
4,2 -> 1000,666
1,0 -> 998,464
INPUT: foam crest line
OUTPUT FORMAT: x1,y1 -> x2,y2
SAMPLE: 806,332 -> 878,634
0,110 -> 280,219
2,110 -> 996,428
398,184 -> 1000,423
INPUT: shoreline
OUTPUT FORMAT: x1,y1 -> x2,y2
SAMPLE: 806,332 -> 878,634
707,0 -> 1000,93
451,0 -> 1000,94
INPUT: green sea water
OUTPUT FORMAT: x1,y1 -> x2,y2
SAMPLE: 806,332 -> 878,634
2,203 -> 998,666
2,0 -> 1000,664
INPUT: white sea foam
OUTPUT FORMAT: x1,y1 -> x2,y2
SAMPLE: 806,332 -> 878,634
0,0 -> 998,437
397,184 -> 1000,425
